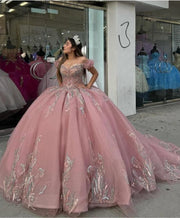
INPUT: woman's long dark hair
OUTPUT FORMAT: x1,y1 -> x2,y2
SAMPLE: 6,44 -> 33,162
57,38 -> 83,82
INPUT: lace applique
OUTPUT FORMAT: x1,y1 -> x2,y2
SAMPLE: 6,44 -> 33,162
128,131 -> 156,191
45,87 -> 63,117
163,160 -> 180,180
87,153 -> 115,203
81,89 -> 102,112
62,156 -> 79,213
3,135 -> 47,209
131,156 -> 156,191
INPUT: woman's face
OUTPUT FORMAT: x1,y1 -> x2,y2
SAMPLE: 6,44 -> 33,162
63,40 -> 74,54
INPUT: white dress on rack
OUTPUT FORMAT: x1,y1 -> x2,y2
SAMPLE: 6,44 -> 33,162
136,66 -> 149,93
0,69 -> 26,113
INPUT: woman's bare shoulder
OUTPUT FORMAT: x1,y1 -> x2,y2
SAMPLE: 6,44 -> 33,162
78,56 -> 88,62
58,57 -> 63,62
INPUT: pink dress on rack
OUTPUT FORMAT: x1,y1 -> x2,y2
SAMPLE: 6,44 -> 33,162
29,57 -> 52,80
0,57 -> 39,102
0,59 -> 180,216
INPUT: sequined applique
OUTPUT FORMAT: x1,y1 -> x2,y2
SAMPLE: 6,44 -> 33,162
144,135 -> 180,181
163,160 -> 180,180
3,135 -> 26,202
3,135 -> 47,209
81,89 -> 102,112
88,153 -> 114,204
45,88 -> 63,117
45,63 -> 109,115
159,141 -> 180,155
131,156 -> 156,191
128,131 -> 156,191
62,156 -> 78,213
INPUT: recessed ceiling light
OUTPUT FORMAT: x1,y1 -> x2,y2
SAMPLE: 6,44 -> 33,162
8,9 -> 15,13
6,0 -> 13,4
20,2 -> 29,6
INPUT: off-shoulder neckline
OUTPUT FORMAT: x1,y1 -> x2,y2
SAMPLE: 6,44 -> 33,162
61,63 -> 84,70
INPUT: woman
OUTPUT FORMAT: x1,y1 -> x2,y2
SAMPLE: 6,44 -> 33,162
0,35 -> 180,216
38,44 -> 98,95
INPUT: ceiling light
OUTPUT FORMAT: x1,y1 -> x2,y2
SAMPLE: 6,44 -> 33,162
1,0 -> 7,3
8,8 -> 15,13
20,2 -> 29,6
0,14 -> 4,17
6,0 -> 13,4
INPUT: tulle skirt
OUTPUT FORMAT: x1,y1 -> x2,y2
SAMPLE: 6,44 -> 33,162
0,85 -> 180,216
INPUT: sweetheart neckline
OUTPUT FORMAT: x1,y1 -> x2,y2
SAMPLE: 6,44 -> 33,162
61,63 -> 83,70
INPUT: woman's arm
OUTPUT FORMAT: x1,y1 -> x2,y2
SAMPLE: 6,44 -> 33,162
80,56 -> 99,89
56,68 -> 62,87
56,57 -> 62,87
86,66 -> 99,89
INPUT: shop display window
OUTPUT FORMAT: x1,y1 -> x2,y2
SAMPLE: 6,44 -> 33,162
136,16 -> 180,107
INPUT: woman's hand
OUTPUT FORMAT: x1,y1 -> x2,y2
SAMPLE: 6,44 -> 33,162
78,84 -> 87,89
86,84 -> 91,89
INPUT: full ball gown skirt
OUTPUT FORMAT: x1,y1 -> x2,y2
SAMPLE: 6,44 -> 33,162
0,60 -> 180,216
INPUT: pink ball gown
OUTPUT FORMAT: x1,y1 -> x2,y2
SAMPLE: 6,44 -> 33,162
29,57 -> 52,81
0,59 -> 180,216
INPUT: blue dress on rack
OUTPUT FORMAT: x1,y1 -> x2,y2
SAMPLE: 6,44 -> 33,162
148,52 -> 180,91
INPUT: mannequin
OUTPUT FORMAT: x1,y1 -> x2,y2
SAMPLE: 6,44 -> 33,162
29,48 -> 52,80
137,47 -> 150,80
136,66 -> 149,107
137,47 -> 147,56
148,44 -> 180,93
173,46 -> 180,71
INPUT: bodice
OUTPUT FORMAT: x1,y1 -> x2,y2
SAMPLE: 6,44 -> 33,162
149,52 -> 160,61
60,64 -> 85,88
148,52 -> 160,67
59,59 -> 94,89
